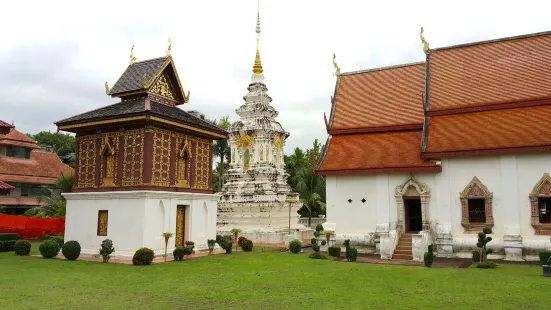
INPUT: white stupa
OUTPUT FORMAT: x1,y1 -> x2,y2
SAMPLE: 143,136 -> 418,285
217,6 -> 311,244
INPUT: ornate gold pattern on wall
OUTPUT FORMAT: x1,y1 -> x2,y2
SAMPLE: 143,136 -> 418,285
237,134 -> 255,148
176,136 -> 192,187
272,136 -> 284,149
150,73 -> 176,100
175,206 -> 185,246
259,143 -> 264,161
232,148 -> 235,163
152,131 -> 171,187
100,134 -> 119,187
193,139 -> 210,189
122,129 -> 145,186
97,210 -> 108,236
77,135 -> 97,188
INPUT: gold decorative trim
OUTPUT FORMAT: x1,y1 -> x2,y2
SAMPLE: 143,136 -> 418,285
59,116 -> 146,130
529,173 -> 551,235
97,210 -> 108,236
149,116 -> 226,138
459,176 -> 494,232
99,134 -> 119,187
237,134 -> 255,148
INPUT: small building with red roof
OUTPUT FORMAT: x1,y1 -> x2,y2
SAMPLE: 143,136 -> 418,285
315,30 -> 551,261
0,121 -> 73,214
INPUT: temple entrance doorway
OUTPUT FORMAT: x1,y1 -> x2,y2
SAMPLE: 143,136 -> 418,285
404,198 -> 422,233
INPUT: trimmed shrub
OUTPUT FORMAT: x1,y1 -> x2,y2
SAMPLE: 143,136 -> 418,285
313,231 -> 321,238
315,224 -> 324,232
476,228 -> 493,262
328,246 -> 341,258
241,239 -> 253,252
39,240 -> 60,258
539,251 -> 551,265
14,240 -> 31,256
183,246 -> 193,256
310,238 -> 317,245
0,240 -> 16,252
312,244 -> 320,252
50,236 -> 64,249
133,247 -> 155,265
237,236 -> 247,246
476,261 -> 498,269
217,236 -> 233,254
185,241 -> 195,251
344,239 -> 358,262
0,233 -> 19,241
99,239 -> 115,263
289,239 -> 302,254
224,242 -> 233,254
472,250 -> 481,263
62,241 -> 81,261
173,247 -> 186,261
309,252 -> 328,260
321,240 -> 327,246
424,245 -> 434,268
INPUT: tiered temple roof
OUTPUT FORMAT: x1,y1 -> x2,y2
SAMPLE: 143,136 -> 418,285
316,30 -> 551,175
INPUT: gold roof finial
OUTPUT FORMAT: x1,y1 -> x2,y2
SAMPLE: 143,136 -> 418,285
166,38 -> 172,56
420,27 -> 430,54
252,3 -> 263,76
130,45 -> 137,64
333,53 -> 341,76
105,82 -> 110,95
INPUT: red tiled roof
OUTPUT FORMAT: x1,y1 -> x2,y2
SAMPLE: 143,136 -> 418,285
0,151 -> 73,184
0,120 -> 14,128
316,131 -> 440,174
429,33 -> 551,111
0,197 -> 46,206
0,128 -> 39,149
0,180 -> 15,191
330,63 -> 426,131
424,105 -> 551,155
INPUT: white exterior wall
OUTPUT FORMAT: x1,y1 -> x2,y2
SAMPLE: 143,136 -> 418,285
63,191 -> 219,260
325,153 -> 551,259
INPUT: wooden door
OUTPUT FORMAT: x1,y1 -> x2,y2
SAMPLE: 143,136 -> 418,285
175,206 -> 185,247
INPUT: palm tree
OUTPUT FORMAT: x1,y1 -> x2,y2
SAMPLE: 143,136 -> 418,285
301,193 -> 326,227
213,116 -> 230,191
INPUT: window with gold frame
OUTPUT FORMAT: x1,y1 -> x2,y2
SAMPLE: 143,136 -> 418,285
97,210 -> 108,236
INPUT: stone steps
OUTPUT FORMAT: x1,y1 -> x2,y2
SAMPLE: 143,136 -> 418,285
392,233 -> 414,260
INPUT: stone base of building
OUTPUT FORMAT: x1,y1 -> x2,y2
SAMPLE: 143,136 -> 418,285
63,190 -> 219,260
217,227 -> 313,245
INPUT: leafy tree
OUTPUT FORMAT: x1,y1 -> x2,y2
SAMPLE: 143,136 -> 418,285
0,205 -> 6,214
27,131 -> 75,157
24,174 -> 74,218
212,116 -> 230,192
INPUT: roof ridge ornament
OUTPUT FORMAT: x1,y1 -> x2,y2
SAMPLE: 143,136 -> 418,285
333,53 -> 341,76
130,45 -> 137,64
420,27 -> 430,54
184,90 -> 190,103
104,82 -> 110,95
252,3 -> 264,79
166,38 -> 172,56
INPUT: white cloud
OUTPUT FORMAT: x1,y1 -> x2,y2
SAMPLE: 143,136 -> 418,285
1,0 -> 550,152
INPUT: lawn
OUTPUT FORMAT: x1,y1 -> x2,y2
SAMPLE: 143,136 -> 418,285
1,245 -> 550,310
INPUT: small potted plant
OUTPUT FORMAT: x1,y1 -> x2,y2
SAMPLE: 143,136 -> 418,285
162,232 -> 174,262
207,239 -> 216,255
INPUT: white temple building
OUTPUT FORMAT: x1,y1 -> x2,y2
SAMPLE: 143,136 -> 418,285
315,30 -> 551,261
217,8 -> 310,244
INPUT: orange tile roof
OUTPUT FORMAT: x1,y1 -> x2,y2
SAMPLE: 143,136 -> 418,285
0,128 -> 39,149
0,151 -> 73,184
0,197 -> 47,207
425,105 -> 551,154
330,63 -> 426,130
429,32 -> 551,111
316,130 -> 439,174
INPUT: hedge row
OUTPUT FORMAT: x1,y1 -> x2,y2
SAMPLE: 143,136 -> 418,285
0,233 -> 20,241
0,240 -> 16,252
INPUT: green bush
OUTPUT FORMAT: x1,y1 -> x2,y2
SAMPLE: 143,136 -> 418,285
39,240 -> 60,258
309,252 -> 328,260
424,245 -> 434,268
310,238 -> 317,245
313,231 -> 321,238
321,240 -> 327,246
315,224 -> 324,232
14,240 -> 31,256
472,250 -> 481,262
50,236 -> 64,248
0,240 -> 16,252
0,233 -> 19,241
476,261 -> 498,269
344,239 -> 358,262
183,246 -> 193,255
328,246 -> 341,258
241,239 -> 253,252
289,239 -> 302,254
217,236 -> 232,254
132,247 -> 155,265
237,237 -> 247,246
173,247 -> 186,261
99,239 -> 115,263
539,251 -> 551,265
61,241 -> 81,261
224,242 -> 233,254
312,244 -> 320,252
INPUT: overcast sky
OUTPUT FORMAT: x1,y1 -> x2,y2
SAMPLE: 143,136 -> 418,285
1,0 -> 550,154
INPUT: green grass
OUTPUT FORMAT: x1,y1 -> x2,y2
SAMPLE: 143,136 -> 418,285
1,246 -> 550,310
